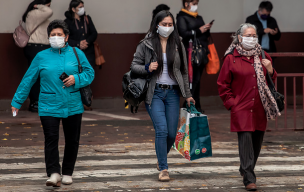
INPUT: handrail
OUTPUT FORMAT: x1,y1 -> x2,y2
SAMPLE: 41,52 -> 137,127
268,52 -> 304,57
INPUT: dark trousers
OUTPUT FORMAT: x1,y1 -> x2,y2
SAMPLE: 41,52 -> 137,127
40,114 -> 82,177
238,131 -> 265,186
24,43 -> 50,103
184,64 -> 205,110
192,64 -> 205,109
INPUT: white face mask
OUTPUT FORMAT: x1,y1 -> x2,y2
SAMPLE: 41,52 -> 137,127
241,36 -> 258,50
49,36 -> 66,49
157,25 -> 174,38
189,5 -> 198,12
77,7 -> 85,16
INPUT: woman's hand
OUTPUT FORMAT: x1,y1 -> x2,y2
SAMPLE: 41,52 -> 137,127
11,107 -> 19,116
80,40 -> 88,50
186,97 -> 196,107
149,62 -> 158,72
199,23 -> 212,33
63,75 -> 75,87
262,59 -> 273,75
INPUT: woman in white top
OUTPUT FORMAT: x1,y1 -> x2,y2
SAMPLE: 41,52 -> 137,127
131,11 -> 195,182
22,0 -> 53,112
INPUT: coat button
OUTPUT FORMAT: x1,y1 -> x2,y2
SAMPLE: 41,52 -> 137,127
83,34 -> 85,36
253,75 -> 256,78
252,98 -> 255,101
253,86 -> 256,89
81,26 -> 83,28
62,86 -> 65,89
251,110 -> 253,112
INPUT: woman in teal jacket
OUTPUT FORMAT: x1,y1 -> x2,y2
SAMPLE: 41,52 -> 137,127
11,20 -> 94,187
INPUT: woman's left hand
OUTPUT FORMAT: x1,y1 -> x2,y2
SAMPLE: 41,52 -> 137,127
262,59 -> 273,75
63,75 -> 75,87
186,97 -> 196,107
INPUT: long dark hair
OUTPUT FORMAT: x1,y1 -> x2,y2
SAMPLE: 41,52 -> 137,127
22,0 -> 52,22
68,0 -> 84,18
148,11 -> 186,78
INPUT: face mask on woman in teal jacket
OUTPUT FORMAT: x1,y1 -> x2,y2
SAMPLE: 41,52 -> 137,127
11,20 -> 95,118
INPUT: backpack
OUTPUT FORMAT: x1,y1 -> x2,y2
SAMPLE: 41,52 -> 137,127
13,21 -> 39,48
122,71 -> 150,114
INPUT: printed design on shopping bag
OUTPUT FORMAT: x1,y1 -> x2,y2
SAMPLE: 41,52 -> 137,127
195,149 -> 200,155
202,148 -> 207,154
173,115 -> 191,161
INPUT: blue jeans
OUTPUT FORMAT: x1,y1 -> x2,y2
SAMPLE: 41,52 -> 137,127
145,88 -> 180,171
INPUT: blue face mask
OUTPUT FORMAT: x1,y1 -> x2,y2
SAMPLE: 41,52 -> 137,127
261,14 -> 270,20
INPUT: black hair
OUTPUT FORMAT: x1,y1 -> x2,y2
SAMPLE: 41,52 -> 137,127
182,0 -> 199,8
152,4 -> 170,20
68,0 -> 84,18
47,20 -> 70,37
148,11 -> 186,78
22,0 -> 52,22
259,1 -> 273,12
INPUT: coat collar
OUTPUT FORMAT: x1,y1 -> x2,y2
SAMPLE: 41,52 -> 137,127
50,43 -> 70,53
233,48 -> 241,57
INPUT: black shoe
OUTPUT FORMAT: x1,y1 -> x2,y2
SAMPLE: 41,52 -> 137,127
29,101 -> 38,113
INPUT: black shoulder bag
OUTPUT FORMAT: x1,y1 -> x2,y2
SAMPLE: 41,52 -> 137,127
261,50 -> 285,112
72,47 -> 93,107
192,31 -> 209,67
122,50 -> 156,113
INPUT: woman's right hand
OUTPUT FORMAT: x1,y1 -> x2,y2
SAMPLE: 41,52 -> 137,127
11,107 -> 19,116
199,23 -> 212,33
149,62 -> 158,72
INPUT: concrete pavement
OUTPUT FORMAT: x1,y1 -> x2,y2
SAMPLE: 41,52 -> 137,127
0,108 -> 304,191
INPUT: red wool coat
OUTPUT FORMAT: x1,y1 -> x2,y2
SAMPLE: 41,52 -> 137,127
217,49 -> 277,132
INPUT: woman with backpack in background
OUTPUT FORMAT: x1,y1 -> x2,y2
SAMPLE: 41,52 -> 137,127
131,10 -> 195,182
22,0 -> 53,112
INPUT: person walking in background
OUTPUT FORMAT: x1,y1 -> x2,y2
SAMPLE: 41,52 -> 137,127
246,1 -> 281,53
217,23 -> 280,191
151,4 -> 170,25
64,0 -> 97,67
176,0 -> 213,113
131,11 -> 195,182
22,0 -> 53,112
11,20 -> 95,187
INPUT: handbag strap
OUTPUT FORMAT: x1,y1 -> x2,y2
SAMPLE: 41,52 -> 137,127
261,50 -> 275,91
72,47 -> 82,73
193,31 -> 198,47
28,22 -> 41,36
186,102 -> 201,114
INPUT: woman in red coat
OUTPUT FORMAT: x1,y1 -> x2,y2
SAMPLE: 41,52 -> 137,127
217,23 -> 281,191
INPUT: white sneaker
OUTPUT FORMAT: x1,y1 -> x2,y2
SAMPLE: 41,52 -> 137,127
46,173 -> 61,187
62,175 -> 73,185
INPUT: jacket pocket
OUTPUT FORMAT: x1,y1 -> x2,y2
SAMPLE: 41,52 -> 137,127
69,91 -> 83,112
39,92 -> 60,112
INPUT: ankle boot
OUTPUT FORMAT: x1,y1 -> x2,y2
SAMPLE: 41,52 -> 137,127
46,173 -> 61,187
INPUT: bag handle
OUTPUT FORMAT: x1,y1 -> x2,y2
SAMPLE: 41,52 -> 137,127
261,50 -> 275,91
186,102 -> 201,114
72,47 -> 82,73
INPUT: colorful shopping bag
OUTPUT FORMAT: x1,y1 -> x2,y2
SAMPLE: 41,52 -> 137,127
173,103 -> 212,161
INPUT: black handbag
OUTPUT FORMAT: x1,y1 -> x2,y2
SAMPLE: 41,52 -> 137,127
72,47 -> 93,107
192,31 -> 209,67
122,51 -> 155,113
261,51 -> 285,112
